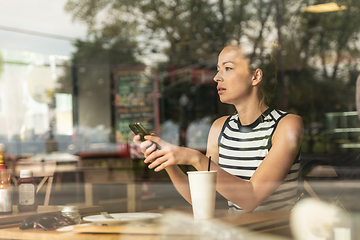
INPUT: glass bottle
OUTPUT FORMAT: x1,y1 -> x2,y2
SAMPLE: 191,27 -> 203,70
17,170 -> 38,212
0,159 -> 12,215
61,206 -> 81,224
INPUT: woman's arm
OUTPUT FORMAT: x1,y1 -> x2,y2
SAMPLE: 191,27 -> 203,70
134,117 -> 227,204
145,114 -> 303,212
133,135 -> 202,204
144,116 -> 227,170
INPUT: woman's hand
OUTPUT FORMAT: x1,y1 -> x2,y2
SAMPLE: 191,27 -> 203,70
134,135 -> 202,171
133,135 -> 157,158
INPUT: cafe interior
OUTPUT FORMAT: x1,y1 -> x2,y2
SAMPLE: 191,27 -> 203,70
0,0 -> 360,239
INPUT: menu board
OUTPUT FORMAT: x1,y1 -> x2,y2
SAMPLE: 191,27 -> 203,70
114,66 -> 159,144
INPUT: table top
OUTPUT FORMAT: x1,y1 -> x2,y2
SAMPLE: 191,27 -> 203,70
0,208 -> 291,240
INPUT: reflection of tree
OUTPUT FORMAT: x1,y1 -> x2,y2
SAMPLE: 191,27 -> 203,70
63,0 -> 360,153
64,0 -> 258,65
279,1 -> 360,153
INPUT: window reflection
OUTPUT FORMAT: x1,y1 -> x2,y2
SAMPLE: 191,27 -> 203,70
0,0 -> 359,227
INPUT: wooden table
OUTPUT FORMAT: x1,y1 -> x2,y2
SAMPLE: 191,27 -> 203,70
0,208 -> 292,240
9,159 -> 143,212
8,158 -> 81,206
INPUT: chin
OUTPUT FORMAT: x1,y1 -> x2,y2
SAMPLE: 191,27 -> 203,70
219,97 -> 231,105
219,95 -> 228,101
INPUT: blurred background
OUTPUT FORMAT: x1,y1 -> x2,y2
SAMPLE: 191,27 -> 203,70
0,0 -> 360,214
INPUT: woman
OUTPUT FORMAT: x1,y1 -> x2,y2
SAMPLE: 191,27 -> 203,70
134,43 -> 303,212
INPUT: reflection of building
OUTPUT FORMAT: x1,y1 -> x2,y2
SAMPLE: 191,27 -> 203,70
72,64 -> 112,133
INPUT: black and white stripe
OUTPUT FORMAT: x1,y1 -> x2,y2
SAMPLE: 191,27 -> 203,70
218,108 -> 300,211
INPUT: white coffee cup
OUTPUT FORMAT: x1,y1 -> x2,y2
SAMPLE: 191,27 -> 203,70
188,170 -> 217,219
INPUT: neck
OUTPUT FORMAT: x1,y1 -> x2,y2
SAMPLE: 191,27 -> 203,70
234,100 -> 268,125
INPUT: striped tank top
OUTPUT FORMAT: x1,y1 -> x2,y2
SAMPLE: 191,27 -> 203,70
218,108 -> 300,211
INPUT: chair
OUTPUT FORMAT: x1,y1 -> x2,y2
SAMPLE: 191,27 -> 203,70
299,159 -> 347,211
303,164 -> 338,197
10,160 -> 56,206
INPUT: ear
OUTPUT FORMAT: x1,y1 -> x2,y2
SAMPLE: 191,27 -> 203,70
252,69 -> 263,86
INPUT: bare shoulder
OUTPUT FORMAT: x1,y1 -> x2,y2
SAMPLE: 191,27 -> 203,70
273,113 -> 304,144
206,115 -> 229,162
278,113 -> 303,131
210,116 -> 229,136
208,116 -> 229,139
212,115 -> 229,128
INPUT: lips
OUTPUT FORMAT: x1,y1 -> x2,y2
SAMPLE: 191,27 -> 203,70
217,86 -> 226,94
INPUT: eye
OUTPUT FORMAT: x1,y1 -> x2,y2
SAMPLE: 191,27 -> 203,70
225,67 -> 233,71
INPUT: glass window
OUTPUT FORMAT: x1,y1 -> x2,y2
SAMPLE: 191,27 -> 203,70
1,0 -> 360,229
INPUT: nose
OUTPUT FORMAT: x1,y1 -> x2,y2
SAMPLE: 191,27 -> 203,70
213,71 -> 222,82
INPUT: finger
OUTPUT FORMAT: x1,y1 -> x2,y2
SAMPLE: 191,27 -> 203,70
133,135 -> 142,144
154,156 -> 174,172
140,140 -> 153,152
144,135 -> 161,144
147,154 -> 167,169
144,136 -> 163,150
145,142 -> 156,150
154,162 -> 167,172
144,144 -> 164,163
144,143 -> 159,160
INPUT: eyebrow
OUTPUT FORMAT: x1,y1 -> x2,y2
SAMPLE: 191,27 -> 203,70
217,61 -> 234,68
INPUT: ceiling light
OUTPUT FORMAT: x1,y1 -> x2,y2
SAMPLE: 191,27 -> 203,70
303,2 -> 347,13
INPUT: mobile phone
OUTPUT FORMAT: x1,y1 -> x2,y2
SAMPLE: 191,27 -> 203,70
129,122 -> 150,141
129,122 -> 161,150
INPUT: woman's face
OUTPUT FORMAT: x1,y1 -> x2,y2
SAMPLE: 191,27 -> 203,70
214,46 -> 254,105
